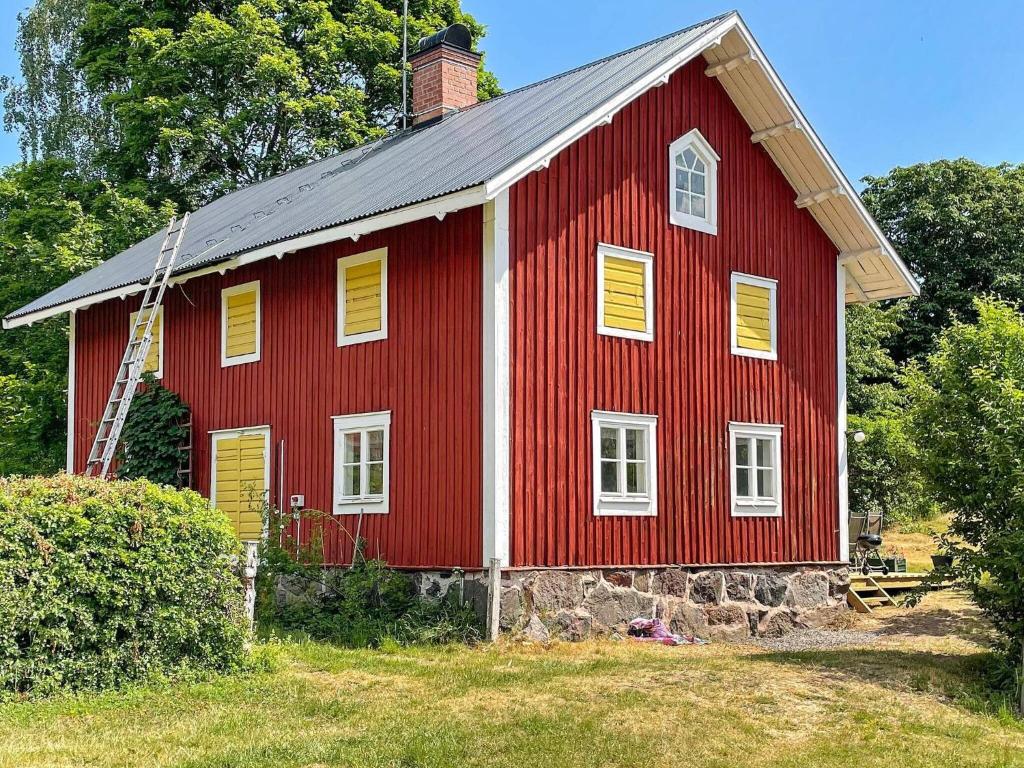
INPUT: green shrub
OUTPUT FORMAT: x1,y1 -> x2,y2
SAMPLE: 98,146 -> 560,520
0,474 -> 249,697
906,298 -> 1024,664
257,506 -> 480,647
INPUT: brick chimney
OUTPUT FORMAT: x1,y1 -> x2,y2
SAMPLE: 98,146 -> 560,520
409,23 -> 480,125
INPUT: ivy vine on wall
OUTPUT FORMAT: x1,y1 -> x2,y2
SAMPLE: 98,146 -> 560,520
116,373 -> 190,486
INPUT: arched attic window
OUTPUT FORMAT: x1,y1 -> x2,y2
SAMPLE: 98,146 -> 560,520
669,128 -> 719,235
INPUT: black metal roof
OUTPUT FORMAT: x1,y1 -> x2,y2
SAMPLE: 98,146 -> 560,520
6,13 -> 729,323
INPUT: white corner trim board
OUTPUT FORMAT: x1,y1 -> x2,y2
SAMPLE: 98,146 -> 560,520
66,310 -> 76,473
836,264 -> 850,562
482,191 -> 511,566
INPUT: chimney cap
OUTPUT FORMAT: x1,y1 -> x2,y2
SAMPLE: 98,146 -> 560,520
417,23 -> 473,54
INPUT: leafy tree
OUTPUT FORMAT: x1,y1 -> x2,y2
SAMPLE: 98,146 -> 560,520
0,159 -> 171,476
846,303 -> 934,527
0,0 -> 108,173
76,0 -> 500,207
906,297 -> 1024,662
861,160 -> 1024,362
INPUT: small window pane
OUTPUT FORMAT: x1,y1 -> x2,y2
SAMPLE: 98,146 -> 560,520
626,461 -> 646,494
679,192 -> 691,215
344,432 -> 360,463
367,462 -> 384,495
675,153 -> 685,168
601,460 -> 619,493
757,468 -> 774,498
676,168 -> 688,190
756,438 -> 773,468
343,464 -> 360,496
691,196 -> 706,218
693,157 -> 706,174
691,173 -> 705,195
683,148 -> 697,167
600,428 -> 619,459
735,438 -> 750,467
367,430 -> 384,462
736,465 -> 750,497
625,428 -> 645,460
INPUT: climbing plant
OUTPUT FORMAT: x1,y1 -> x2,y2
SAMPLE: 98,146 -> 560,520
116,373 -> 189,486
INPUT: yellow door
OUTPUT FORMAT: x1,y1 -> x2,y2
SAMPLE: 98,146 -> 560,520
212,430 -> 268,541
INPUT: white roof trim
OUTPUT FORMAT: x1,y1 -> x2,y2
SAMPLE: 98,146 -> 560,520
483,15 -> 736,200
483,12 -> 918,304
3,185 -> 487,329
6,12 -> 919,327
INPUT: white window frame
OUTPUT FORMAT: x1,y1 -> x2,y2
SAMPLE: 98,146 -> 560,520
209,425 -> 271,540
730,272 -> 778,361
129,305 -> 164,379
729,421 -> 783,518
220,280 -> 261,367
337,247 -> 388,347
591,410 -> 658,517
596,243 -> 654,342
668,128 -> 719,235
332,410 -> 391,515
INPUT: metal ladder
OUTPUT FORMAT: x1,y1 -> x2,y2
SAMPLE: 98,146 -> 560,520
84,213 -> 190,478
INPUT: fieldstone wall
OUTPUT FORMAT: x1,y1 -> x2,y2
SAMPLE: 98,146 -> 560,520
275,569 -> 492,625
499,565 -> 849,642
275,564 -> 849,643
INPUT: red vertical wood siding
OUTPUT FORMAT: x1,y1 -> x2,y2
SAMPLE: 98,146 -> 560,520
508,58 -> 839,567
73,209 -> 483,569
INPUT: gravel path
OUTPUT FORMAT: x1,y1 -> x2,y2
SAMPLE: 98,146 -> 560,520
752,628 -> 879,652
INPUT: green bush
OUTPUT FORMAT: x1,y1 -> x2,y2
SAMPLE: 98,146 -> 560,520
906,298 -> 1024,663
257,506 -> 480,647
0,474 -> 249,697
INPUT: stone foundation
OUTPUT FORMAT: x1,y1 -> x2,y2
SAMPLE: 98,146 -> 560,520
274,568 -> 492,625
275,564 -> 849,643
498,565 -> 850,642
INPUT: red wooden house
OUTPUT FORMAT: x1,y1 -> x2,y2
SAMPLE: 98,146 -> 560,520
5,13 -> 918,638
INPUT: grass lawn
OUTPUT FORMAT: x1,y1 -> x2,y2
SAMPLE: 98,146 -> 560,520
1,592 -> 1021,768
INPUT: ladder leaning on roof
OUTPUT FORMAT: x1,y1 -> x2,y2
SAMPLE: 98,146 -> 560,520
83,213 -> 190,479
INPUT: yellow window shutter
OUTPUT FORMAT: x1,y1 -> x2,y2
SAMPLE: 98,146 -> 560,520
132,307 -> 162,374
735,282 -> 772,352
224,287 -> 259,359
344,259 -> 383,336
214,432 -> 266,541
214,436 -> 241,533
603,255 -> 647,332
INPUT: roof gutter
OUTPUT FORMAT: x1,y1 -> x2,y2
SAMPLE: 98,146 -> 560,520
3,184 -> 488,329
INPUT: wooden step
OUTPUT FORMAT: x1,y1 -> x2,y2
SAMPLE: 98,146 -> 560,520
847,590 -> 872,613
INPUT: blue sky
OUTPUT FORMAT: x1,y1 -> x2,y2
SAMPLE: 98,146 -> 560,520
0,1 -> 1020,184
